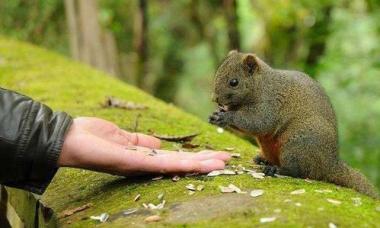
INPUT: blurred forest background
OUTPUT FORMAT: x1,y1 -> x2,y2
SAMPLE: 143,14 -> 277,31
1,0 -> 380,189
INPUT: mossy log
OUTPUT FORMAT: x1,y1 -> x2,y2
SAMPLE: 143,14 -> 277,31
0,38 -> 379,227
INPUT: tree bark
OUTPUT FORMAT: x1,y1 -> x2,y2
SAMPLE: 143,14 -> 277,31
134,0 -> 149,89
223,0 -> 241,51
64,0 -> 120,76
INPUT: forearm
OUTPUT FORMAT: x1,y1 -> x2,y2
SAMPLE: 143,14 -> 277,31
0,88 -> 72,194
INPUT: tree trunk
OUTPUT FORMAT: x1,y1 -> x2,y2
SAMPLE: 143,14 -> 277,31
134,0 -> 149,89
223,0 -> 241,51
64,0 -> 120,76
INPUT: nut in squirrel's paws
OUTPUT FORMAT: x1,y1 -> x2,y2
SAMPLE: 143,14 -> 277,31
208,110 -> 230,127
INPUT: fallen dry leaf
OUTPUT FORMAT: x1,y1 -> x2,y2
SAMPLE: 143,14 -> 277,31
103,96 -> 147,110
153,133 -> 199,142
58,203 -> 93,218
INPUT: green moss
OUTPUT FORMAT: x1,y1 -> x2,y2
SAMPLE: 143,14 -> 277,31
0,37 -> 379,227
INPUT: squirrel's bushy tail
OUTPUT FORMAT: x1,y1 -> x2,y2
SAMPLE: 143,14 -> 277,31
327,161 -> 379,199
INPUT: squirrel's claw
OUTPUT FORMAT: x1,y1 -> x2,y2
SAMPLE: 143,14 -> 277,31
208,110 -> 229,127
263,165 -> 278,177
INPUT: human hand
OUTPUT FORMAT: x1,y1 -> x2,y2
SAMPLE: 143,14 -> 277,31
58,117 -> 231,176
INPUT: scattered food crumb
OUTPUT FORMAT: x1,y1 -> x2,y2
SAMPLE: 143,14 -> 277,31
145,215 -> 161,223
186,184 -> 196,191
225,147 -> 235,151
217,127 -> 224,133
219,186 -> 235,193
123,208 -> 138,216
228,184 -> 246,194
90,213 -> 109,223
148,200 -> 166,210
207,170 -> 223,177
197,185 -> 205,191
351,197 -> 362,207
231,153 -> 241,158
172,175 -> 180,182
152,176 -> 164,181
329,222 -> 337,228
250,172 -> 265,179
250,189 -> 264,197
260,217 -> 276,223
134,194 -> 141,202
58,203 -> 93,218
295,202 -> 302,207
290,189 -> 306,195
326,198 -> 342,205
223,169 -> 236,175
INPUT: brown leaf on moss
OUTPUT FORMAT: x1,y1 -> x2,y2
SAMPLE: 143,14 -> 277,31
58,203 -> 93,218
182,142 -> 200,149
153,133 -> 199,142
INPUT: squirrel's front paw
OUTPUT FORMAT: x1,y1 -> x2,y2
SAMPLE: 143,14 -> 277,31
208,110 -> 231,127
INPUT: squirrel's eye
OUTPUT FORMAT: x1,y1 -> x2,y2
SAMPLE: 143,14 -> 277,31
229,79 -> 239,87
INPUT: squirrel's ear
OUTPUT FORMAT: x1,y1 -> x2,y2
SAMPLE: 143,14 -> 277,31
243,54 -> 258,75
228,50 -> 238,56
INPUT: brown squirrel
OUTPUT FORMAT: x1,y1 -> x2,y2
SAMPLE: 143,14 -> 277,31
209,50 -> 379,198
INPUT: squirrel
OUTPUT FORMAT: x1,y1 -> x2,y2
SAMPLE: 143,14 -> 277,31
209,50 -> 379,198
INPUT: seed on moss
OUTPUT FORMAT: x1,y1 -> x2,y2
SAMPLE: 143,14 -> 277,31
90,213 -> 109,223
123,208 -> 138,216
188,191 -> 195,195
152,176 -> 163,181
134,194 -> 141,201
315,189 -> 332,193
351,197 -> 362,206
328,222 -> 337,228
158,193 -> 164,201
250,172 -> 265,179
231,153 -> 240,158
225,147 -> 235,151
197,185 -> 205,191
250,189 -> 264,197
260,217 -> 276,223
326,198 -> 341,205
172,175 -> 180,182
186,184 -> 196,191
219,186 -> 235,193
290,189 -> 305,195
295,202 -> 302,207
207,170 -> 223,176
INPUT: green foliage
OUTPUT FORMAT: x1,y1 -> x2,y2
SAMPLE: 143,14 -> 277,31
318,3 -> 380,188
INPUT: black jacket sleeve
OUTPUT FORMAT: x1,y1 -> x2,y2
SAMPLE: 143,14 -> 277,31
0,88 -> 72,194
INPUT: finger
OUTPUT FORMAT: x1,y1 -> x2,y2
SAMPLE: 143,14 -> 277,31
124,152 -> 226,174
153,150 -> 231,162
122,130 -> 161,149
